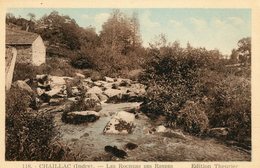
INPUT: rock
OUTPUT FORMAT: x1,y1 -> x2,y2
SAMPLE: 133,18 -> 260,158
36,74 -> 49,84
83,98 -> 102,112
75,73 -> 85,78
96,93 -> 109,102
104,88 -> 125,98
62,111 -> 100,124
156,125 -> 167,133
103,76 -> 114,83
37,74 -> 51,90
112,83 -> 119,89
87,86 -> 103,94
71,86 -> 81,96
49,98 -> 64,106
91,72 -> 103,82
45,85 -> 67,98
106,93 -> 144,103
49,76 -> 66,86
125,142 -> 138,150
68,97 -> 78,102
85,93 -> 100,102
12,80 -> 34,94
39,93 -> 51,103
104,146 -> 127,158
209,127 -> 229,139
103,111 -> 135,134
36,87 -> 45,96
119,80 -> 131,87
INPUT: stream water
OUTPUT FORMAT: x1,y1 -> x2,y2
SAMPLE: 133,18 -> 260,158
53,102 -> 250,161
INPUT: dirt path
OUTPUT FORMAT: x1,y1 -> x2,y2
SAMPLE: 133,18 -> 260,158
52,102 -> 250,161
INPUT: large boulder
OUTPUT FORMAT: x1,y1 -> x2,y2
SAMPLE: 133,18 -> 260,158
49,76 -> 67,86
37,75 -> 68,100
208,127 -> 229,139
62,111 -> 100,124
96,93 -> 109,102
103,76 -> 114,83
12,80 -> 34,95
75,72 -> 85,78
11,80 -> 36,109
103,111 -> 135,134
85,93 -> 100,102
36,74 -> 51,90
103,88 -> 125,98
49,98 -> 64,106
45,85 -> 67,98
87,86 -> 103,94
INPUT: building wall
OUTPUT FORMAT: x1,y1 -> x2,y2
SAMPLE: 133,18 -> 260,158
32,36 -> 46,66
15,45 -> 33,64
5,47 -> 17,90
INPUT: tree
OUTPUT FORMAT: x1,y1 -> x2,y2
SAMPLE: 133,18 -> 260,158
27,13 -> 36,22
237,37 -> 251,65
230,49 -> 239,64
99,9 -> 142,55
35,11 -> 81,50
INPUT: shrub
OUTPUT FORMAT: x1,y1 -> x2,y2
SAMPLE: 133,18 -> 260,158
5,87 -> 71,161
199,71 -> 251,144
139,44 -> 251,144
140,46 -> 205,119
176,101 -> 209,135
13,63 -> 37,81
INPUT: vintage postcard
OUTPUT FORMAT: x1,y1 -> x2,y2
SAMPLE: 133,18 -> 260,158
1,0 -> 259,168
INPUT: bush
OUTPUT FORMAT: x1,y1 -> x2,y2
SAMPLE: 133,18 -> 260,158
13,63 -> 37,81
5,88 -> 71,161
13,58 -> 76,83
199,71 -> 251,144
140,46 -> 206,119
139,44 -> 251,144
176,101 -> 209,135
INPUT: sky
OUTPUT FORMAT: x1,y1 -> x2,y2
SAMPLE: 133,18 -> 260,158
7,8 -> 251,55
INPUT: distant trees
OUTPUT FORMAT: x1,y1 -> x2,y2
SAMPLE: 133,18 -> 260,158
237,37 -> 251,65
6,12 -> 35,32
229,37 -> 251,65
35,11 -> 81,50
99,9 -> 142,55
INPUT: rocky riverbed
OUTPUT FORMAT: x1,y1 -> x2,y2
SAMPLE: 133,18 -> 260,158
19,74 -> 250,161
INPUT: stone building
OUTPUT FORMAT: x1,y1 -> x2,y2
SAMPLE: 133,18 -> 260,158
6,28 -> 46,66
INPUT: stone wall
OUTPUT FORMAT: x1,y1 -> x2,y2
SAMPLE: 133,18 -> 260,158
15,45 -> 33,64
5,47 -> 17,90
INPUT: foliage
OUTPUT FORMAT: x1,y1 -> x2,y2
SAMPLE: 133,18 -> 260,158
35,11 -> 81,50
237,37 -> 251,65
140,42 -> 251,142
13,63 -> 37,81
198,71 -> 251,143
13,58 -> 76,82
100,9 -> 142,55
139,43 -> 220,118
176,101 -> 209,135
5,88 -> 70,161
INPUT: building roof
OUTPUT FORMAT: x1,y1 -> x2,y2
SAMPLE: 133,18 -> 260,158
6,28 -> 39,45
